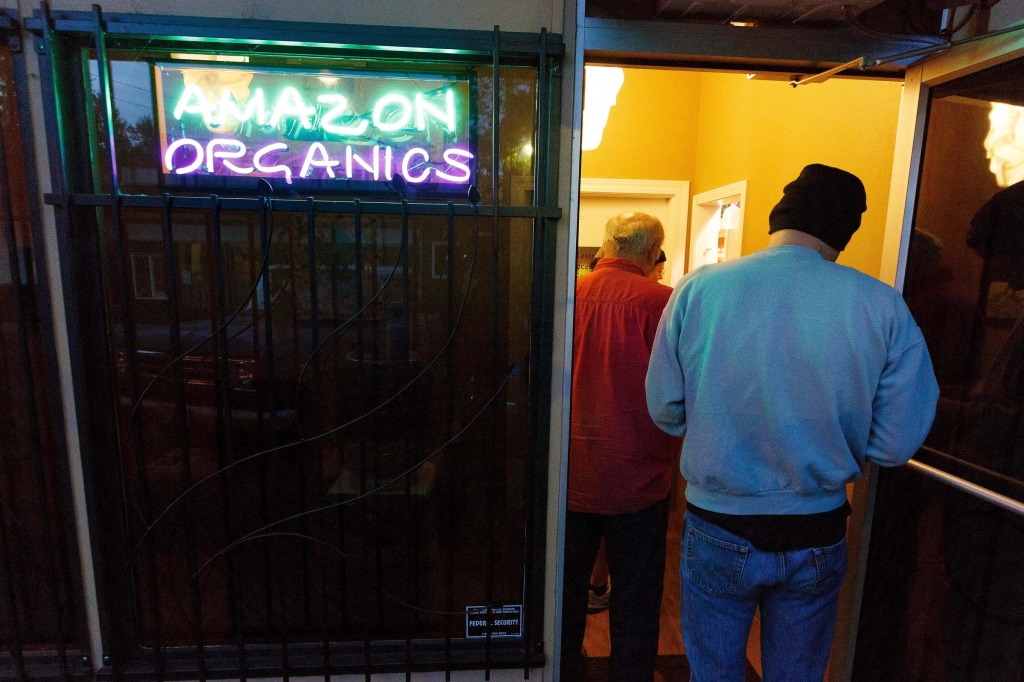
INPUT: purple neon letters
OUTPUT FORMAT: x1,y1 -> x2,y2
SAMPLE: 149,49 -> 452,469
163,137 -> 474,185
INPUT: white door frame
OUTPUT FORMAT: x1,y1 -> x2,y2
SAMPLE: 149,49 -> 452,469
579,178 -> 690,285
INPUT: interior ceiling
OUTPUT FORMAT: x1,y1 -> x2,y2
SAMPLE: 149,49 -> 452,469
586,0 -> 962,35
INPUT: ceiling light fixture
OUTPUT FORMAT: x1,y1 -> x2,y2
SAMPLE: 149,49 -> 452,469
985,102 -> 1024,188
582,66 -> 625,152
170,53 -> 250,63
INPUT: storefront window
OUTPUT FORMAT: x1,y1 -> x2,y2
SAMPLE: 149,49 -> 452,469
37,15 -> 557,676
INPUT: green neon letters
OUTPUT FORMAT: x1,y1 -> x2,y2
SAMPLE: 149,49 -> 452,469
415,90 -> 455,132
372,93 -> 413,132
172,84 -> 457,137
216,88 -> 267,127
268,86 -> 315,129
173,84 -> 216,123
163,68 -> 471,185
317,94 -> 369,136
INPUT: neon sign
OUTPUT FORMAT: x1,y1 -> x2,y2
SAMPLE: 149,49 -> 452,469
156,64 -> 474,186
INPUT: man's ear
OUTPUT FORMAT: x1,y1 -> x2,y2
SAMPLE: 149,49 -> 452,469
649,243 -> 662,266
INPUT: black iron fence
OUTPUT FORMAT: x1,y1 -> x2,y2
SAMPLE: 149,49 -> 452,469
0,6 -> 562,681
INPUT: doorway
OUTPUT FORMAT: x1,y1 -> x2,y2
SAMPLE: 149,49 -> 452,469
689,181 -> 747,272
566,62 -> 907,681
578,179 -> 689,283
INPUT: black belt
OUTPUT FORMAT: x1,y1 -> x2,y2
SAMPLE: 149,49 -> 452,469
687,500 -> 852,552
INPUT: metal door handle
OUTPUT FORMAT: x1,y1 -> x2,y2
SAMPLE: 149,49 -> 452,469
904,459 -> 1024,518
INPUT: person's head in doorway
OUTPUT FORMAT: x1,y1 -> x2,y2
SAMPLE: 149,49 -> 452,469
768,164 -> 867,261
649,250 -> 667,282
602,212 -> 665,275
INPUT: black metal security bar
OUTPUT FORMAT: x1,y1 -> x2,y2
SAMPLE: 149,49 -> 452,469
44,195 -> 560,218
30,5 -> 561,680
26,12 -> 564,60
0,10 -> 90,682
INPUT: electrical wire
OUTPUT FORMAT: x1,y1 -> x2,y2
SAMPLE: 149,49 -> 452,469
225,272 -> 293,345
125,184 -> 484,570
292,194 -> 409,439
843,5 -> 949,46
945,4 -> 978,39
159,364 -> 518,632
159,527 -> 436,636
121,192 -> 274,460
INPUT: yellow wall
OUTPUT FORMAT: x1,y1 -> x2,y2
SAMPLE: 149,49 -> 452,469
692,73 -> 903,277
581,69 -> 904,278
582,68 -> 702,182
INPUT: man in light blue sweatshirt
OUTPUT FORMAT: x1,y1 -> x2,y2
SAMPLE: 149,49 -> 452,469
646,165 -> 939,682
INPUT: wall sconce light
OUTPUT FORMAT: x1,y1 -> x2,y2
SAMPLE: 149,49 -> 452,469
985,102 -> 1024,188
582,66 -> 625,152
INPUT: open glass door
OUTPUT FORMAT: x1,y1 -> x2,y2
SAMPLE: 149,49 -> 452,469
851,30 -> 1024,682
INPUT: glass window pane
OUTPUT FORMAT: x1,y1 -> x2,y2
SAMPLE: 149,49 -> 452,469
901,55 -> 1024,498
76,50 -> 545,654
855,55 -> 1024,682
103,205 -> 536,647
87,56 -> 537,205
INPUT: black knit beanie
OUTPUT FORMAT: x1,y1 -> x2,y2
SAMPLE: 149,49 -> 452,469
768,164 -> 867,252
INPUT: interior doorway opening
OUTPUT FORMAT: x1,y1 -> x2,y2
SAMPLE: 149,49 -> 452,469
690,181 -> 747,272
568,62 -> 906,681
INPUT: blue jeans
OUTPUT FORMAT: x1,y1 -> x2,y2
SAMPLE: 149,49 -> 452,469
680,511 -> 847,682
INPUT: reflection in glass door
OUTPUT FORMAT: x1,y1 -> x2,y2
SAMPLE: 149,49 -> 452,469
852,55 -> 1024,682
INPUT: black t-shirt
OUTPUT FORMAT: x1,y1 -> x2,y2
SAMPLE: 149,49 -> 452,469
686,501 -> 851,553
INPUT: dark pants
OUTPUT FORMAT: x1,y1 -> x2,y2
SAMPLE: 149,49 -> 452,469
561,497 -> 670,682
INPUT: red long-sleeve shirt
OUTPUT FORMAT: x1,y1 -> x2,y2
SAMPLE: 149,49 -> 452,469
569,258 -> 682,514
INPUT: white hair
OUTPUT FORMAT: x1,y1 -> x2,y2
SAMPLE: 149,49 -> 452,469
602,212 -> 664,261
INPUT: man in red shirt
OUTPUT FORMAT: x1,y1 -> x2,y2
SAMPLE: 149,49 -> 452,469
561,212 -> 681,682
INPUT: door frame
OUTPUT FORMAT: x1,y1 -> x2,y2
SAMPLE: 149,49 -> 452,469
879,28 -> 1024,290
579,178 -> 690,285
551,8 -> 996,682
837,25 -> 1024,682
689,180 -> 748,275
